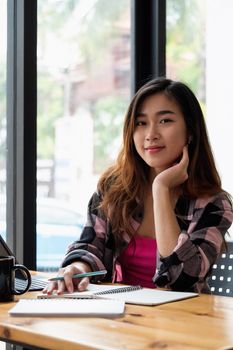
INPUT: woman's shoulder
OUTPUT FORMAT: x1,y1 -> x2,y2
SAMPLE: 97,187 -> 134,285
88,189 -> 102,202
194,192 -> 232,210
87,190 -> 103,213
176,192 -> 232,219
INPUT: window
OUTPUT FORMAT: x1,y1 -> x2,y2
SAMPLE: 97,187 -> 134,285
5,0 -> 230,274
37,0 -> 131,270
167,0 -> 233,239
0,1 -> 7,242
0,2 -> 7,350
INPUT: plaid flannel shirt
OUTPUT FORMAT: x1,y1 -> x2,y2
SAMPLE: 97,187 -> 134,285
62,191 -> 233,293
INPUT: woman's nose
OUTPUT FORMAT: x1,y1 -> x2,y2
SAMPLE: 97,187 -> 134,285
145,125 -> 160,141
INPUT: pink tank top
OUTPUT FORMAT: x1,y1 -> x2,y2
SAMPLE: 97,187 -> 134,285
117,235 -> 157,289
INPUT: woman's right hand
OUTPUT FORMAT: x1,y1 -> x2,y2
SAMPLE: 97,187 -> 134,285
42,261 -> 92,295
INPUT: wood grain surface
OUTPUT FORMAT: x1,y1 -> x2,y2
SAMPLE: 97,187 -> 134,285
0,286 -> 233,350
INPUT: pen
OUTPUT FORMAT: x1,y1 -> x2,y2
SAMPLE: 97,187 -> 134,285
48,269 -> 107,282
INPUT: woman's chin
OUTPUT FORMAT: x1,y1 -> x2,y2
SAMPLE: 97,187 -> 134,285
147,161 -> 171,171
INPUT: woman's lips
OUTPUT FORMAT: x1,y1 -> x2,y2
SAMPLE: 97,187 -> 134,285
145,146 -> 164,153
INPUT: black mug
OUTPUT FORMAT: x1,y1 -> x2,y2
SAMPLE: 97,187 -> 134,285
0,256 -> 31,302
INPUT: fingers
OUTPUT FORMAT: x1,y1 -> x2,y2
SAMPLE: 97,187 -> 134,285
42,267 -> 73,295
60,265 -> 77,293
175,146 -> 189,183
42,263 -> 91,295
77,277 -> 90,292
42,281 -> 57,295
179,145 -> 189,167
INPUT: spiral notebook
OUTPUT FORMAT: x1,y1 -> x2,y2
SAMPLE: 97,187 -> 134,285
37,283 -> 198,306
8,298 -> 125,317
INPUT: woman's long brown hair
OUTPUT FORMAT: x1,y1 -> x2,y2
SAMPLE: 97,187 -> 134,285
97,77 -> 228,239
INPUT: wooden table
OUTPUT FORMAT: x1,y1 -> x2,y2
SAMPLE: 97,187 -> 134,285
0,290 -> 233,350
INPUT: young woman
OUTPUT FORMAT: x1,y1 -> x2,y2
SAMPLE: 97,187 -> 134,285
44,77 -> 233,295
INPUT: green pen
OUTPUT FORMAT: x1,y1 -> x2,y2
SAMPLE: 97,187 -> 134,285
48,269 -> 107,282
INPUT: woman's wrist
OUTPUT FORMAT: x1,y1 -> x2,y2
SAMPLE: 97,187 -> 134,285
152,181 -> 170,198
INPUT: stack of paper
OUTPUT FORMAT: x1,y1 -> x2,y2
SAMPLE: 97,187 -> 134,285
9,298 -> 125,317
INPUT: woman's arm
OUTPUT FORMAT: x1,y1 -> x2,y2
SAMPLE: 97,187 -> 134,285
153,193 -> 233,292
152,146 -> 189,257
152,146 -> 233,292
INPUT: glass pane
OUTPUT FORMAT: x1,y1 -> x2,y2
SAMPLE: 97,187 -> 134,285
0,1 -> 7,244
167,1 -> 206,97
167,0 -> 233,239
37,0 -> 131,270
0,4 -> 7,350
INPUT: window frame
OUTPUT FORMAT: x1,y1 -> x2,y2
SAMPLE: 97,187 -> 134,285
7,0 -> 37,269
131,0 -> 166,93
6,0 -> 165,269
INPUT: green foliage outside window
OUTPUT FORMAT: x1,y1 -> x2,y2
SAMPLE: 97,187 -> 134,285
167,0 -> 205,103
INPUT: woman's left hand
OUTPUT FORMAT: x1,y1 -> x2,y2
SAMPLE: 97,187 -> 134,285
153,145 -> 189,191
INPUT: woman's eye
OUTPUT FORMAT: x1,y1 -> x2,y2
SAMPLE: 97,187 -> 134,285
135,121 -> 145,126
160,118 -> 172,124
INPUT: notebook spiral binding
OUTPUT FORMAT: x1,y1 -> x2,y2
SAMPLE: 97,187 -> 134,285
94,285 -> 142,295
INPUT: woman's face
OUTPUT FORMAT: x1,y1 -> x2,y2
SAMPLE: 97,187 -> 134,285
133,92 -> 188,175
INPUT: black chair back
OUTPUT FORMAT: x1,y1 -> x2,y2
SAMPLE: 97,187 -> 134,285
208,241 -> 233,296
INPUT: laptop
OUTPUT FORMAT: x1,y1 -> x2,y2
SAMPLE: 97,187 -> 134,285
0,234 -> 48,291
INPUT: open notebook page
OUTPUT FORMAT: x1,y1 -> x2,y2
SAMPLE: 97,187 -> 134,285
38,284 -> 198,306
